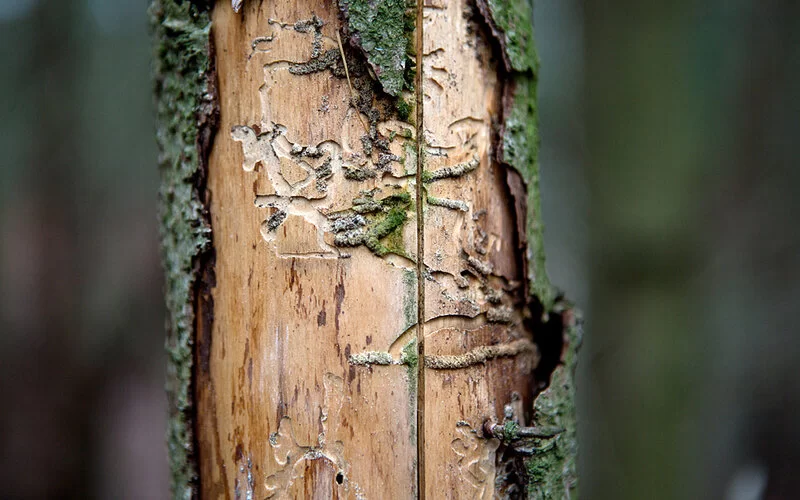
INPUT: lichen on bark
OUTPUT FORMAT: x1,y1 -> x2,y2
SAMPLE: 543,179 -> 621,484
484,0 -> 539,73
526,308 -> 581,499
150,0 -> 215,497
504,76 -> 553,309
476,1 -> 579,497
476,0 -> 551,308
151,0 -> 577,496
338,0 -> 417,97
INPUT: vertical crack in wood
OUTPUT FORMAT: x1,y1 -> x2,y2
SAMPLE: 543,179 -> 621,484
414,0 -> 426,497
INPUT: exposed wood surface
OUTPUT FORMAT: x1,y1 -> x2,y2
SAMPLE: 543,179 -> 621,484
421,1 -> 537,497
196,0 -> 538,497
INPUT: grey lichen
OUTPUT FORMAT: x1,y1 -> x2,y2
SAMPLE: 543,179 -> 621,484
486,305 -> 513,324
349,351 -> 394,366
484,287 -> 504,304
265,210 -> 287,232
503,76 -> 554,308
333,229 -> 366,247
477,0 -> 538,74
331,213 -> 367,233
360,135 -> 373,156
343,164 -> 377,181
283,16 -> 350,77
475,1 -> 578,496
315,158 -> 333,191
426,196 -> 468,212
333,191 -> 412,257
351,194 -> 383,214
376,152 -> 402,171
292,15 -> 324,59
150,0 -> 215,498
422,155 -> 479,182
525,309 -> 581,499
288,49 -> 341,76
424,339 -> 537,370
465,254 -> 493,276
338,0 -> 416,97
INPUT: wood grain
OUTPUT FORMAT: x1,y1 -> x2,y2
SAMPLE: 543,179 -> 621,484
198,2 -> 418,497
421,0 -> 537,497
196,0 -> 539,497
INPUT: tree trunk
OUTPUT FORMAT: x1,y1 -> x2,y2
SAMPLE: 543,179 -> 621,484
152,0 -> 578,498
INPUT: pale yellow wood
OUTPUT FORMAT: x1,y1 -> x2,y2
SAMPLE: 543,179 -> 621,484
198,2 -> 418,498
196,1 -> 539,498
421,0 -> 538,497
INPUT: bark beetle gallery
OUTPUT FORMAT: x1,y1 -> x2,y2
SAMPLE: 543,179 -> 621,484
152,0 -> 579,498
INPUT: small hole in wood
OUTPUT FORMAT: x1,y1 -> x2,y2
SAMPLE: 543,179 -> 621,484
336,472 -> 344,484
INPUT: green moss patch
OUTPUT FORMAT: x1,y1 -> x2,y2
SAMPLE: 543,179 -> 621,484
524,313 -> 581,499
338,0 -> 417,97
333,191 -> 413,257
481,0 -> 539,73
503,75 -> 553,307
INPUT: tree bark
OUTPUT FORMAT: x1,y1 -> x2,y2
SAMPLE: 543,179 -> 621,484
152,0 -> 578,498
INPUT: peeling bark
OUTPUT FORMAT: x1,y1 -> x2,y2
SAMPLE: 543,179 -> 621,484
153,0 -> 578,498
151,1 -> 218,497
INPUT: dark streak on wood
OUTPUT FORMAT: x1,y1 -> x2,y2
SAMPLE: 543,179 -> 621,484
196,249 -> 217,377
334,271 -> 346,334
190,19 -> 221,500
473,0 -> 513,73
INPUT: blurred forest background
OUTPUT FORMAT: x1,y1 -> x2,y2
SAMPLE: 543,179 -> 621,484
0,0 -> 797,498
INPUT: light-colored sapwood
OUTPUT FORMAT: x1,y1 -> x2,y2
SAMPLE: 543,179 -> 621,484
195,1 -> 538,497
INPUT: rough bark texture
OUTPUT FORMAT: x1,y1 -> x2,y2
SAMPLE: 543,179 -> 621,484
151,1 -> 217,497
473,1 -> 579,496
152,0 -> 578,498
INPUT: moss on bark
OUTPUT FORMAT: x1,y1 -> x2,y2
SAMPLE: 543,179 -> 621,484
150,0 -> 215,498
477,1 -> 580,497
503,75 -> 554,309
150,1 -> 577,497
526,309 -> 581,499
485,0 -> 539,73
338,0 -> 417,97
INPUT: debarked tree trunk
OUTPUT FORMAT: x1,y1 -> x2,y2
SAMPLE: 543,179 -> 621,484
152,0 -> 579,498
